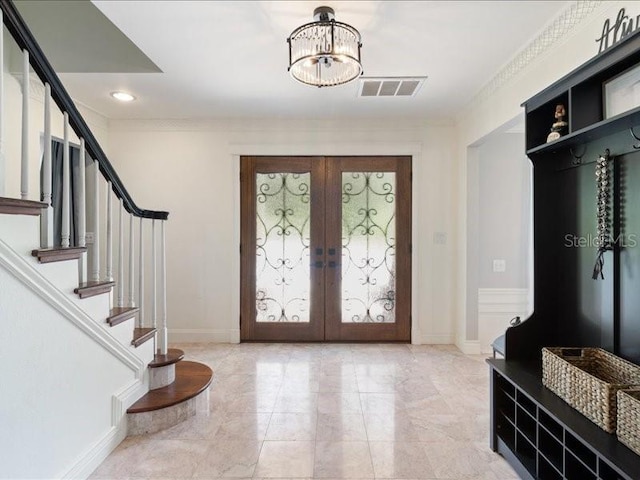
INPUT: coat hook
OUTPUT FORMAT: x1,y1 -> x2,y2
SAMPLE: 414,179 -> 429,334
630,127 -> 640,149
570,146 -> 586,165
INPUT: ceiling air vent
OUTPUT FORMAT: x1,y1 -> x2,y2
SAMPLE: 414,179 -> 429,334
357,77 -> 427,98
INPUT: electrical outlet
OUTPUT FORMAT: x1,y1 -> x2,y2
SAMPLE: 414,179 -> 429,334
493,259 -> 506,273
85,232 -> 95,244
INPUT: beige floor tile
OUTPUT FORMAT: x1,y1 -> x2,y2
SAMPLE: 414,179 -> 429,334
215,412 -> 271,441
91,344 -> 516,480
423,441 -> 496,479
363,412 -> 421,442
317,392 -> 363,415
222,391 -> 278,413
319,374 -> 359,392
253,441 -> 315,478
266,412 -> 317,441
359,393 -> 406,415
316,413 -> 368,441
131,440 -> 210,478
273,392 -> 319,413
369,441 -> 436,478
356,375 -> 397,393
313,441 -> 374,478
192,440 -> 261,478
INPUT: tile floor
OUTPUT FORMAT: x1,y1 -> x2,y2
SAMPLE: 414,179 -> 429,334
90,343 -> 519,480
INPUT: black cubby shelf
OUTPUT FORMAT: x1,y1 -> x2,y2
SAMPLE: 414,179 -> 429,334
488,359 -> 640,480
526,105 -> 640,157
523,28 -> 640,157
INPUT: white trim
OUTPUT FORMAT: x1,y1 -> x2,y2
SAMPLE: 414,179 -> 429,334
478,288 -> 529,311
230,142 -> 422,343
58,424 -> 125,480
57,380 -> 144,479
0,238 -> 145,375
455,338 -> 482,355
421,334 -> 455,345
169,328 -> 239,343
478,288 -> 530,354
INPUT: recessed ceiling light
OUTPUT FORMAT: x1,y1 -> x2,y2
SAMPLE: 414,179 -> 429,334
111,91 -> 136,102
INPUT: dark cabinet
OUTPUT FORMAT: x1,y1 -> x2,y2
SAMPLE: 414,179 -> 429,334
489,28 -> 640,480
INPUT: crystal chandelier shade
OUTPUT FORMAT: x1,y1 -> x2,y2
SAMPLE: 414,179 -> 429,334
287,7 -> 363,87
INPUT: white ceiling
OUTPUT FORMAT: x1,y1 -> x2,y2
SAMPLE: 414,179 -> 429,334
21,1 -> 571,121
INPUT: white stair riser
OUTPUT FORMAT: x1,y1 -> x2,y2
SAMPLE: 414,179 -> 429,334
0,214 -> 40,255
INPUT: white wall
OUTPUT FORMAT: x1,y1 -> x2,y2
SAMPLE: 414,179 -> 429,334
106,118 -> 458,344
0,214 -> 147,479
455,1 -> 637,350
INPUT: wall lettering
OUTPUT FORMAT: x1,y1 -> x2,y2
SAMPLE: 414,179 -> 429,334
596,7 -> 640,54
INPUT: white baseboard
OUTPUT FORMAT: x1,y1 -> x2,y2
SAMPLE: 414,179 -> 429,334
59,423 -> 126,479
59,379 -> 146,479
169,328 -> 238,343
456,338 -> 482,355
419,333 -> 454,345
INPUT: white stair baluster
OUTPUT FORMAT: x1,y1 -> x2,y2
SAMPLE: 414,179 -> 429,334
160,220 -> 168,354
152,219 -> 157,331
40,83 -> 52,248
91,160 -> 100,281
106,181 -> 113,281
20,50 -> 29,200
128,213 -> 136,309
61,113 -> 70,248
77,139 -> 87,283
117,198 -> 124,307
138,217 -> 144,327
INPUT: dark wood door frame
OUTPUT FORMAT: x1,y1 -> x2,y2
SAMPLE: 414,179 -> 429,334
240,155 -> 412,342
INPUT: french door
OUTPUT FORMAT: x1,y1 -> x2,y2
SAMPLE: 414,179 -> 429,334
240,156 -> 411,342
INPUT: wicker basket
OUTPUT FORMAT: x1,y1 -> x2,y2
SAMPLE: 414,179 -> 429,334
617,389 -> 640,455
542,347 -> 640,433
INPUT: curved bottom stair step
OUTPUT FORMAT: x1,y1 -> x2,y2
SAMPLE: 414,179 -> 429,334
127,360 -> 213,436
128,360 -> 213,414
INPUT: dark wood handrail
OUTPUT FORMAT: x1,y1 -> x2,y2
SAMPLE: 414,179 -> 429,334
0,0 -> 168,220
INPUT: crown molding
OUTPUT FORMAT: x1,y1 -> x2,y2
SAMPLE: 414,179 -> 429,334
469,1 -> 603,108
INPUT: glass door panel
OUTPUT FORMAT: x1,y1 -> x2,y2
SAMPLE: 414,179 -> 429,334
325,156 -> 411,342
256,172 -> 311,323
341,172 -> 396,323
241,157 -> 325,341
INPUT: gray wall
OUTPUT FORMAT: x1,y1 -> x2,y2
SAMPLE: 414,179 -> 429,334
466,131 -> 532,339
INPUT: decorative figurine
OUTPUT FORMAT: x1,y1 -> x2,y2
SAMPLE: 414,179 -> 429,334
546,104 -> 569,143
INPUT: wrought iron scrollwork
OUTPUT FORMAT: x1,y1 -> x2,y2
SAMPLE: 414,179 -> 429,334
255,173 -> 310,322
342,172 -> 396,323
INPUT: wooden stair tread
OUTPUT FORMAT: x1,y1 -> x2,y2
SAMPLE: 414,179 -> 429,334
149,348 -> 185,368
32,246 -> 87,263
127,361 -> 213,413
132,327 -> 156,347
107,307 -> 139,327
74,280 -> 115,299
0,197 -> 47,215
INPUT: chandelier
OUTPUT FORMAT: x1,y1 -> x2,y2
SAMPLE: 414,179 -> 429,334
287,6 -> 363,87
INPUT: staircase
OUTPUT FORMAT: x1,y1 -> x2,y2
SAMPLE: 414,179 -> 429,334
0,1 -> 212,478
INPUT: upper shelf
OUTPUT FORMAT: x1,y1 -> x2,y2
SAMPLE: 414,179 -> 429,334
523,28 -> 640,155
527,104 -> 640,156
